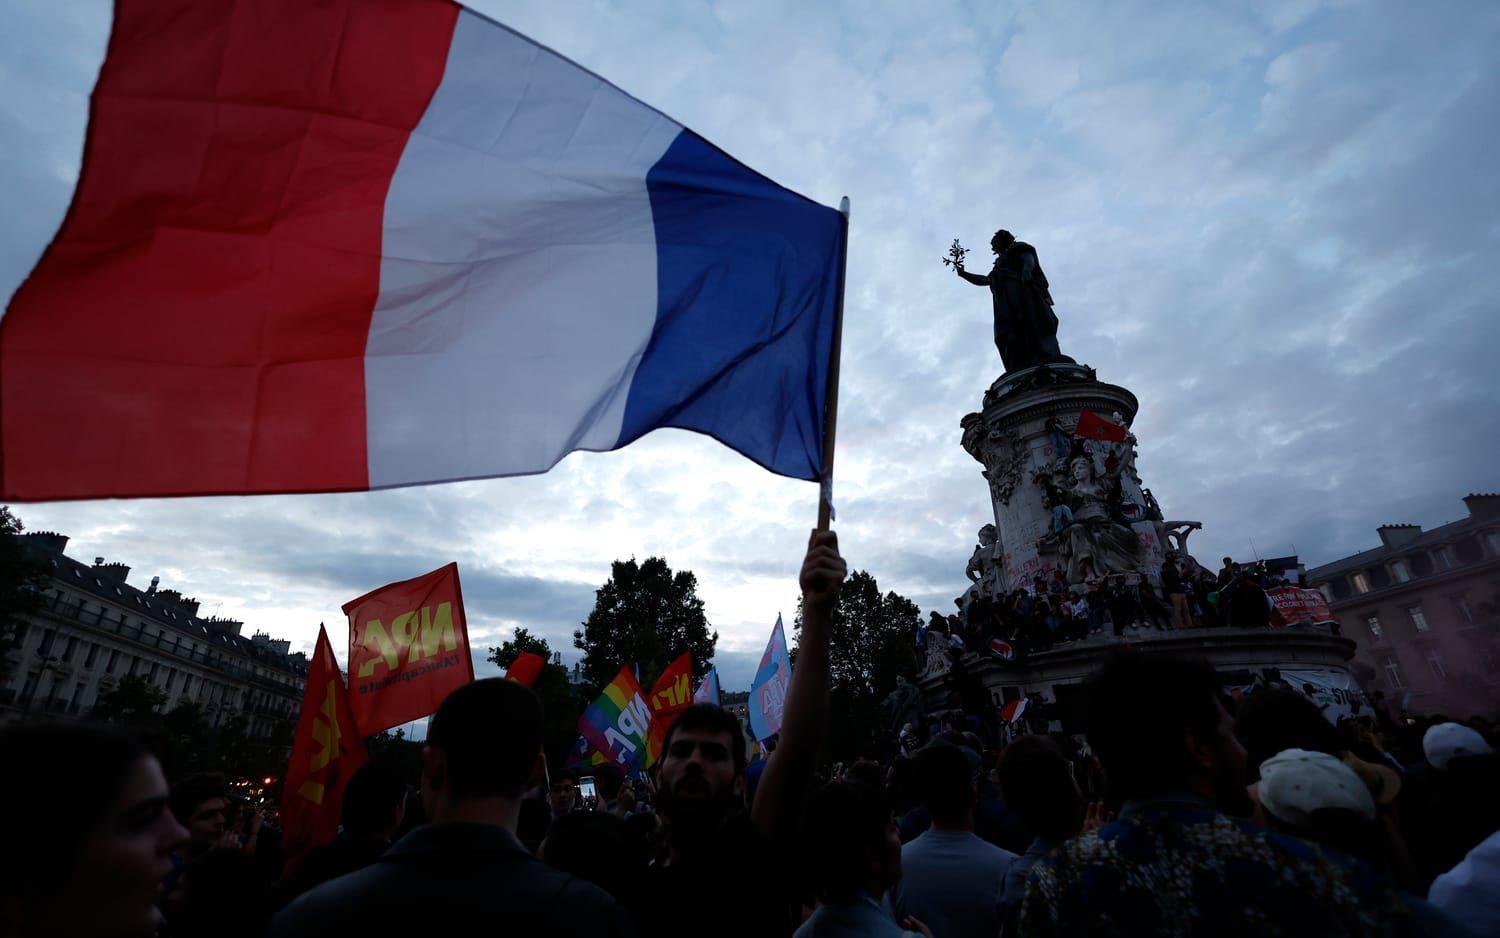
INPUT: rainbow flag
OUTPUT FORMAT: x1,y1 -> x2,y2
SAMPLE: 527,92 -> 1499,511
577,664 -> 654,773
563,734 -> 609,769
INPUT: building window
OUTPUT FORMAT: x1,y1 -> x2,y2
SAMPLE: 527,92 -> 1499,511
106,649 -> 120,673
1453,596 -> 1475,625
1426,650 -> 1447,681
1486,531 -> 1500,556
1366,615 -> 1383,641
1407,605 -> 1429,632
1350,572 -> 1371,594
1318,583 -> 1334,603
1382,656 -> 1406,688
1390,559 -> 1412,583
70,682 -> 86,711
1433,547 -> 1455,570
129,656 -> 141,676
21,671 -> 42,701
38,629 -> 56,656
147,662 -> 159,682
61,636 -> 78,663
83,643 -> 98,668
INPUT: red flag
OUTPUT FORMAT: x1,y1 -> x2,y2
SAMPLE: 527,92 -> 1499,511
1000,697 -> 1030,723
646,652 -> 693,765
505,651 -> 547,688
344,562 -> 474,734
1074,409 -> 1127,443
282,626 -> 366,871
650,652 -> 694,725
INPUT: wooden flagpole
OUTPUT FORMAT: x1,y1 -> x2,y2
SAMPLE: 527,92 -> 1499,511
817,196 -> 850,531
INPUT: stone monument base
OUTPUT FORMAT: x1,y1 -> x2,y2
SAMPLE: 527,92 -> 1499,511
961,363 -> 1170,595
920,628 -> 1363,735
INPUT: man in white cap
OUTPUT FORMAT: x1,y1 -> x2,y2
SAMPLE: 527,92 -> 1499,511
1255,749 -> 1380,865
1429,828 -> 1500,934
1423,723 -> 1494,771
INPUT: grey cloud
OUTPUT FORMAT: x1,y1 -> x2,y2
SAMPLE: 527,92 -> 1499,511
6,0 -> 1497,673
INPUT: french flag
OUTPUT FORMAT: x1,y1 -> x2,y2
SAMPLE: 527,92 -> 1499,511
0,0 -> 847,501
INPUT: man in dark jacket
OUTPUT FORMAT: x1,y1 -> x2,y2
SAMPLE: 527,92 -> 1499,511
1227,570 -> 1272,630
270,679 -> 632,937
272,762 -> 406,909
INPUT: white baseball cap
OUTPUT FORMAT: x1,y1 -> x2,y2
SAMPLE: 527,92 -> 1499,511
1423,723 -> 1494,770
1257,748 -> 1376,828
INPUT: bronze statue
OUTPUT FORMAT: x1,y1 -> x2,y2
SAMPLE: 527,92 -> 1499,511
952,230 -> 1074,373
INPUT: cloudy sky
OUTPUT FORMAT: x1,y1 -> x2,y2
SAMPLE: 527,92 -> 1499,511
3,0 -> 1497,693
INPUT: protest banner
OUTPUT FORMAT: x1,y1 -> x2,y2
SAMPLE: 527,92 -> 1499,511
344,562 -> 474,734
1268,586 -> 1337,629
282,626 -> 366,871
1281,668 -> 1372,723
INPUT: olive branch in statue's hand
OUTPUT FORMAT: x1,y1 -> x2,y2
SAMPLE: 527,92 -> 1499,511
942,238 -> 969,272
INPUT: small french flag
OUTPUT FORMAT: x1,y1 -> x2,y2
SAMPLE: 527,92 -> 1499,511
1000,697 -> 1029,723
1,0 -> 846,501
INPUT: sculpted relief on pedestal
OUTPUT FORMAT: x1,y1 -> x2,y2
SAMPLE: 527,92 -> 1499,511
1035,455 -> 1140,584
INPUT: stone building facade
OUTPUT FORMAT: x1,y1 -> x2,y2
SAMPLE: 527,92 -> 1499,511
2,530 -> 307,738
1305,494 -> 1500,718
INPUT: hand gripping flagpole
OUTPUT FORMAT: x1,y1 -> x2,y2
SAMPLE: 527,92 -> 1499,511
817,196 -> 850,532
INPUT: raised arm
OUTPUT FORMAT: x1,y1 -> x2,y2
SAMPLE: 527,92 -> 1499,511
954,266 -> 990,287
751,529 -> 846,845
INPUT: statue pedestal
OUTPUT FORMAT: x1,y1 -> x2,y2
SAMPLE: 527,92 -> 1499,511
961,364 -> 1168,593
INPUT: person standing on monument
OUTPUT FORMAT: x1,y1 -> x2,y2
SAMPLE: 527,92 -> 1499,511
952,230 -> 1074,373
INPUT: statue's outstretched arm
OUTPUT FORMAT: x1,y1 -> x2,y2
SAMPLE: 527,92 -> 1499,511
955,268 -> 990,286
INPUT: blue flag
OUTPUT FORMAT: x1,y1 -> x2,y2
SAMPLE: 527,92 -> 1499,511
693,667 -> 723,707
749,615 -> 792,741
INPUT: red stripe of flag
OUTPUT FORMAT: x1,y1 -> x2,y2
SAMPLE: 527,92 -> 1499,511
1,0 -> 460,500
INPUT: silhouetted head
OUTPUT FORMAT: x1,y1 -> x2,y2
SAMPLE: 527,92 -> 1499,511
991,229 -> 1016,252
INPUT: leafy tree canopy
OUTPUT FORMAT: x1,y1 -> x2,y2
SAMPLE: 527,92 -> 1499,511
574,557 -> 716,694
794,569 -> 920,761
0,507 -> 48,677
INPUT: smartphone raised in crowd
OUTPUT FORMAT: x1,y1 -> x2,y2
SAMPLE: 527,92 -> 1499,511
578,776 -> 598,803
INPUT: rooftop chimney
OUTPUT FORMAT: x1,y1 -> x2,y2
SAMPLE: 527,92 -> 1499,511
95,561 -> 132,584
207,616 -> 243,636
1377,524 -> 1422,550
23,532 -> 69,553
1464,493 -> 1500,521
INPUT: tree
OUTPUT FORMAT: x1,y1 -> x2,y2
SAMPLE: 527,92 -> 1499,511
490,627 -> 585,770
89,674 -> 168,727
487,626 -> 551,670
574,557 -> 717,693
0,507 -> 48,680
793,570 -> 920,761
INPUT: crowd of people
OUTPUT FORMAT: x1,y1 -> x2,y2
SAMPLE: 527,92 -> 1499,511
934,555 -> 1316,664
2,531 -> 1497,937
